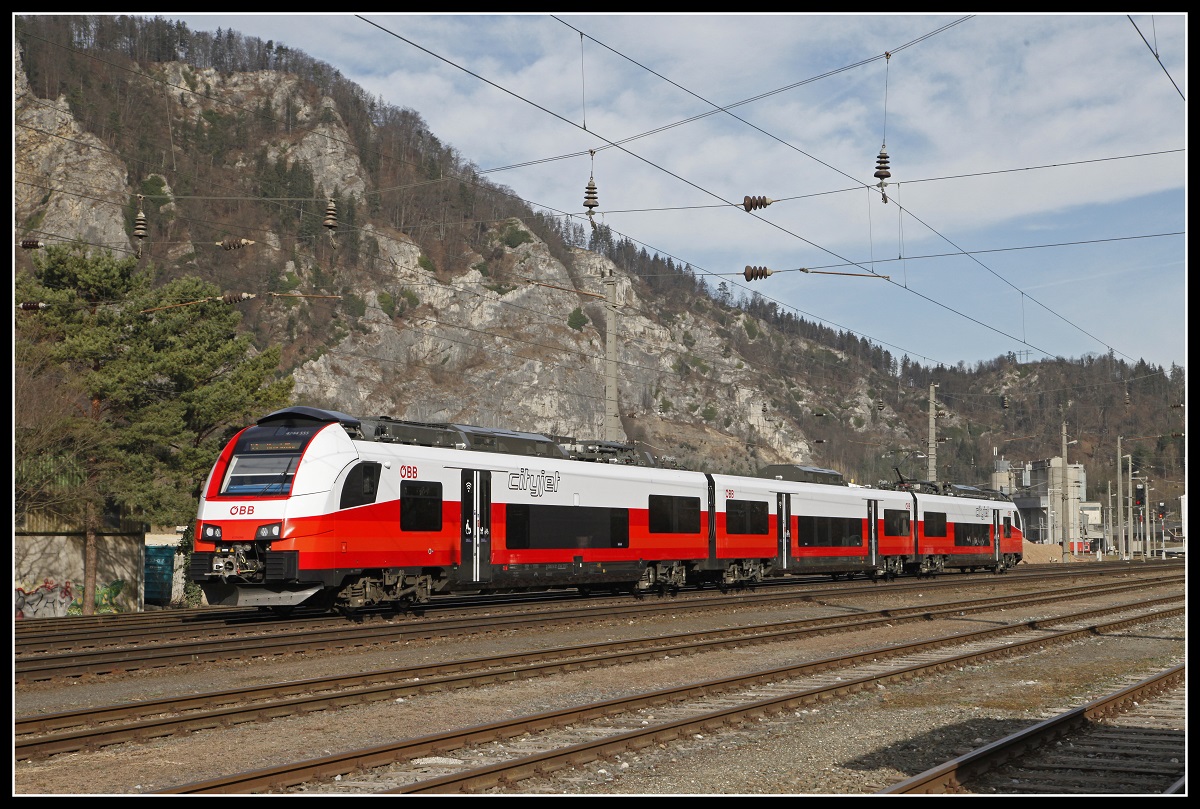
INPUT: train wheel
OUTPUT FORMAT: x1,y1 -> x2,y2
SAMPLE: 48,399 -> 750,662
335,603 -> 364,620
269,605 -> 295,618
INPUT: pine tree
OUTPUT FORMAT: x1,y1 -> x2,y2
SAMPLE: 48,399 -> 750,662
16,245 -> 293,614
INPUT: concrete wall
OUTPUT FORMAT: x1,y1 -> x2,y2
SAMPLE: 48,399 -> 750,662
14,532 -> 145,617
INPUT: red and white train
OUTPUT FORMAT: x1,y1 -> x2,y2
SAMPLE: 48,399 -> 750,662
189,406 -> 1024,614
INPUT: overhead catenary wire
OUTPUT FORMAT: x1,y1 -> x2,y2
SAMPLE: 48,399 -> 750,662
349,16 -> 1172,365
15,21 -> 1180,371
16,26 -> 1180,453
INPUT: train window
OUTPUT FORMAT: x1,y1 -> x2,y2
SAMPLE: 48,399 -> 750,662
648,494 -> 702,534
340,462 -> 382,509
220,453 -> 300,496
726,499 -> 769,535
506,504 -> 629,549
884,509 -> 910,537
797,515 -> 863,547
400,480 -> 443,531
1004,516 -> 1013,537
953,522 -> 990,546
924,511 -> 947,537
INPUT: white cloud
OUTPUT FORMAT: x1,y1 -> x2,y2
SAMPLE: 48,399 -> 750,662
168,13 -> 1186,370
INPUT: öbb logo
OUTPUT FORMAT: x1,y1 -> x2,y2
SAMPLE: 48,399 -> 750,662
229,505 -> 255,516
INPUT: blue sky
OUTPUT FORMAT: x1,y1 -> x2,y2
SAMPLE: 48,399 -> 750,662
169,13 -> 1187,373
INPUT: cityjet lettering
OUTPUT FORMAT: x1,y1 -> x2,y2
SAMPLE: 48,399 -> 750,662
507,468 -> 561,497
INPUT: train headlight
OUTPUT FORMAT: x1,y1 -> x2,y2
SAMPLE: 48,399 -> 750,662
202,524 -> 222,541
255,522 -> 283,540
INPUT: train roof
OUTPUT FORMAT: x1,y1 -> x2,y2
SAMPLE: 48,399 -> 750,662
554,437 -> 659,467
755,464 -> 848,486
356,415 -> 567,459
258,406 -> 361,428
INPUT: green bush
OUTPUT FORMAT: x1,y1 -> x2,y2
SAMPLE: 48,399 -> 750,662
502,224 -> 533,249
378,291 -> 395,317
343,293 -> 367,318
418,254 -> 436,273
568,307 -> 588,331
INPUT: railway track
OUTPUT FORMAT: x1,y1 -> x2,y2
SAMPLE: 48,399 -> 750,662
16,583 -> 1181,761
15,568 -> 1180,683
149,602 -> 1183,794
881,665 -> 1186,794
16,563 -> 1174,656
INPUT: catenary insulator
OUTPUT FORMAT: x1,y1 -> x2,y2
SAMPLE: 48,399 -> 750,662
217,237 -> 255,250
877,398 -> 884,411
17,302 -> 48,310
221,292 -> 256,305
323,199 -> 337,231
20,239 -> 45,250
742,195 -> 774,212
874,149 -> 891,180
133,194 -> 148,240
583,177 -> 599,211
743,265 -> 774,282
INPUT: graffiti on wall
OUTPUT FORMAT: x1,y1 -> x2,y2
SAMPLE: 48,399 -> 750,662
70,580 -> 126,616
14,578 -> 126,618
15,578 -> 75,619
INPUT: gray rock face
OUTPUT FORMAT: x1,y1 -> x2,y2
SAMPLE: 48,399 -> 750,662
14,44 -> 908,474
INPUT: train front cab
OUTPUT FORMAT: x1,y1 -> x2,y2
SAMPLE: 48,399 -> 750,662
190,407 -> 364,610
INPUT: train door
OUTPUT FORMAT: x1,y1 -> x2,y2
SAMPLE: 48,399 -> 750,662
460,470 -> 493,584
866,499 -> 879,567
707,475 -> 717,560
992,508 -> 1002,564
776,492 -> 791,568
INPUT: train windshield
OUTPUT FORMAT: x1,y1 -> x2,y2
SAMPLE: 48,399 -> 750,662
220,422 -> 324,496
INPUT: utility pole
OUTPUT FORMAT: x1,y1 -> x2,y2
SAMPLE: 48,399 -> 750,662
603,271 -> 620,443
1047,493 -> 1055,553
1061,421 -> 1069,559
1106,480 -> 1112,557
927,383 -> 938,481
1126,460 -> 1134,561
1116,436 -> 1123,559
